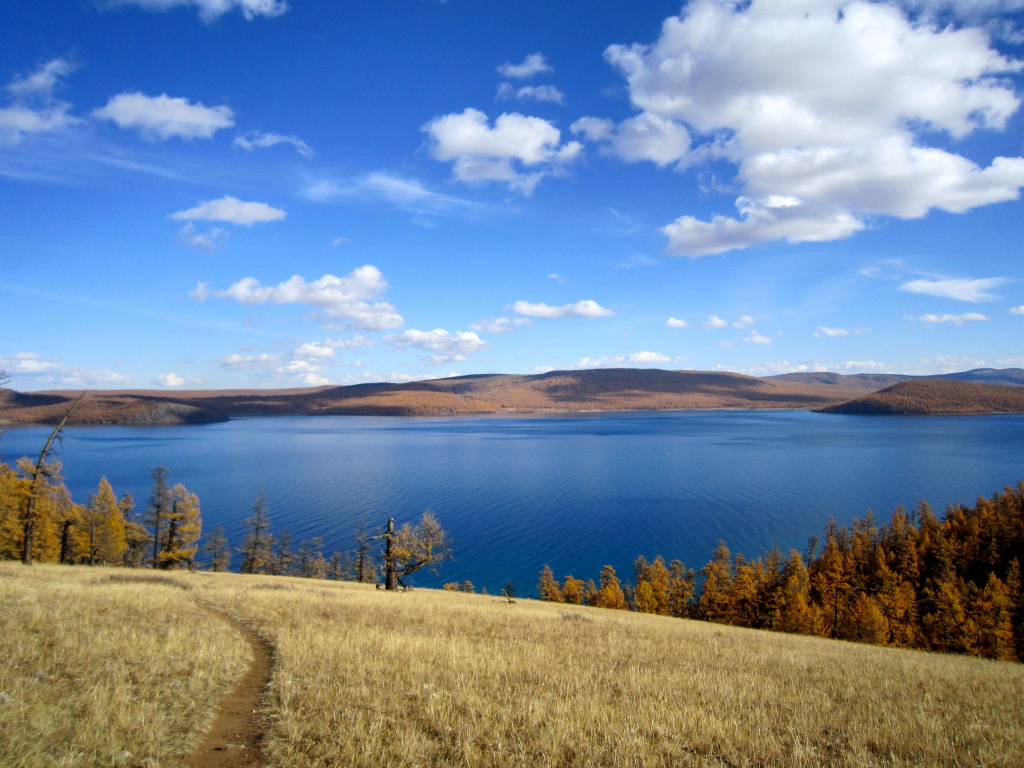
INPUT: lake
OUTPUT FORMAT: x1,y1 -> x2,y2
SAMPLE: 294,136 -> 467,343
3,410 -> 1023,593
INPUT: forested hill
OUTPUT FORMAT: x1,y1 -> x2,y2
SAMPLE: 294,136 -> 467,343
3,367 -> 1023,425
820,379 -> 1024,415
1,368 -> 883,425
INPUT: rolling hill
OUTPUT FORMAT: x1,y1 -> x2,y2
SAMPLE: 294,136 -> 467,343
819,378 -> 1024,415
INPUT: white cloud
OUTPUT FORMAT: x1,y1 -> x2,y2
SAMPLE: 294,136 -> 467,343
331,236 -> 349,246
899,276 -> 1008,302
386,329 -> 489,363
597,0 -> 1024,256
0,352 -> 131,388
572,351 -> 671,369
842,360 -> 899,373
157,372 -> 186,387
422,108 -> 582,194
745,331 -> 773,345
470,317 -> 533,334
324,334 -> 375,349
571,113 -> 690,167
92,92 -> 234,140
497,83 -> 565,104
1011,305 -> 1024,314
292,342 -> 336,359
703,315 -> 728,329
548,273 -> 564,282
512,300 -> 614,318
106,0 -> 288,22
195,265 -> 404,331
667,317 -> 687,328
171,195 -> 286,225
815,326 -> 849,338
177,222 -> 229,250
534,366 -> 556,374
497,53 -> 553,79
303,172 -> 480,215
234,130 -> 312,157
919,312 -> 990,324
733,315 -> 755,328
0,59 -> 80,144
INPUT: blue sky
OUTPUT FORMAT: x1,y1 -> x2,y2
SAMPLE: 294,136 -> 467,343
2,0 -> 1023,390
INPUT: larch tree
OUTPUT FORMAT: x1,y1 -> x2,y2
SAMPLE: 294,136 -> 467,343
86,477 -> 126,565
146,466 -> 172,569
696,541 -> 733,622
562,575 -> 585,605
202,525 -> 231,572
239,491 -> 274,575
537,565 -> 563,602
595,565 -> 627,610
377,510 -> 453,590
159,483 -> 201,570
120,493 -> 151,568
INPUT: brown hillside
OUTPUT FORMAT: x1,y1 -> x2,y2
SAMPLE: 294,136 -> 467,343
0,368 -> 881,425
819,379 -> 1024,415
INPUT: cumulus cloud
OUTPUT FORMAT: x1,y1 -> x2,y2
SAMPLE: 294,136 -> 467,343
194,265 -> 403,331
667,317 -> 687,327
1011,305 -> 1024,314
422,108 -> 582,194
512,300 -> 615,318
324,334 -> 375,349
571,113 -> 689,167
815,326 -> 849,337
469,317 -> 533,334
171,195 -> 286,225
594,0 -> 1024,256
733,315 -> 755,328
177,222 -> 229,250
572,351 -> 672,369
703,315 -> 728,329
745,331 -> 773,345
156,372 -> 186,387
919,312 -> 990,324
105,0 -> 288,22
497,83 -> 565,104
497,53 -> 553,79
0,59 -> 81,144
0,352 -> 130,388
292,342 -> 336,359
92,92 -> 234,140
233,130 -> 312,157
899,276 -> 1008,302
386,329 -> 489,363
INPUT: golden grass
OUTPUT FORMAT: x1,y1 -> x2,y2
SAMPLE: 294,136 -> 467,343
198,573 -> 1024,768
4,565 -> 1024,767
0,563 -> 250,768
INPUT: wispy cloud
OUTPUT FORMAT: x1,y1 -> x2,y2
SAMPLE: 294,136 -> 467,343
899,277 -> 1008,302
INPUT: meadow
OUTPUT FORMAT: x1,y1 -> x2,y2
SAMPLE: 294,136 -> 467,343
2,563 -> 1023,767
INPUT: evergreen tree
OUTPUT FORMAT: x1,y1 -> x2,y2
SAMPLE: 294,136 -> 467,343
537,565 -> 562,602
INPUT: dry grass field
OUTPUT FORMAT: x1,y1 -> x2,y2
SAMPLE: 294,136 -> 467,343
3,564 -> 1024,767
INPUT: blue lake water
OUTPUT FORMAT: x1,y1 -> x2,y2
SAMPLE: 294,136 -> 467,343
3,410 -> 1024,593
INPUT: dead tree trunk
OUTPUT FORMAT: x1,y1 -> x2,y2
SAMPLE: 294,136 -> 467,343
384,518 -> 397,590
22,392 -> 85,565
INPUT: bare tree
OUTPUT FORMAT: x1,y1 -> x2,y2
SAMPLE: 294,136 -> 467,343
353,518 -> 376,583
146,466 -> 172,569
22,392 -> 85,564
238,491 -> 274,574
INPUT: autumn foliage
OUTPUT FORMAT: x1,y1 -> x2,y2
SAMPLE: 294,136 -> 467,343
538,482 -> 1024,662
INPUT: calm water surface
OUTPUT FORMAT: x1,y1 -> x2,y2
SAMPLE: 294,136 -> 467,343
4,411 -> 1023,593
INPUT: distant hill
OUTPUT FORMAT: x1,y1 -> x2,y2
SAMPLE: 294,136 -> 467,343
1,368 -> 879,425
768,372 -> 910,391
819,379 -> 1024,415
922,367 -> 1024,387
5,367 -> 1023,425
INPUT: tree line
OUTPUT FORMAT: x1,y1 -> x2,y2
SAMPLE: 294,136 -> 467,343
535,483 -> 1024,662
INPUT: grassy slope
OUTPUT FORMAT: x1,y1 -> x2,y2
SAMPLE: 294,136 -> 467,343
820,379 -> 1024,415
3,564 -> 1024,767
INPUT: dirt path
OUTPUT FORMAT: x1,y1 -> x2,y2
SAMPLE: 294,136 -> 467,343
185,603 -> 273,768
